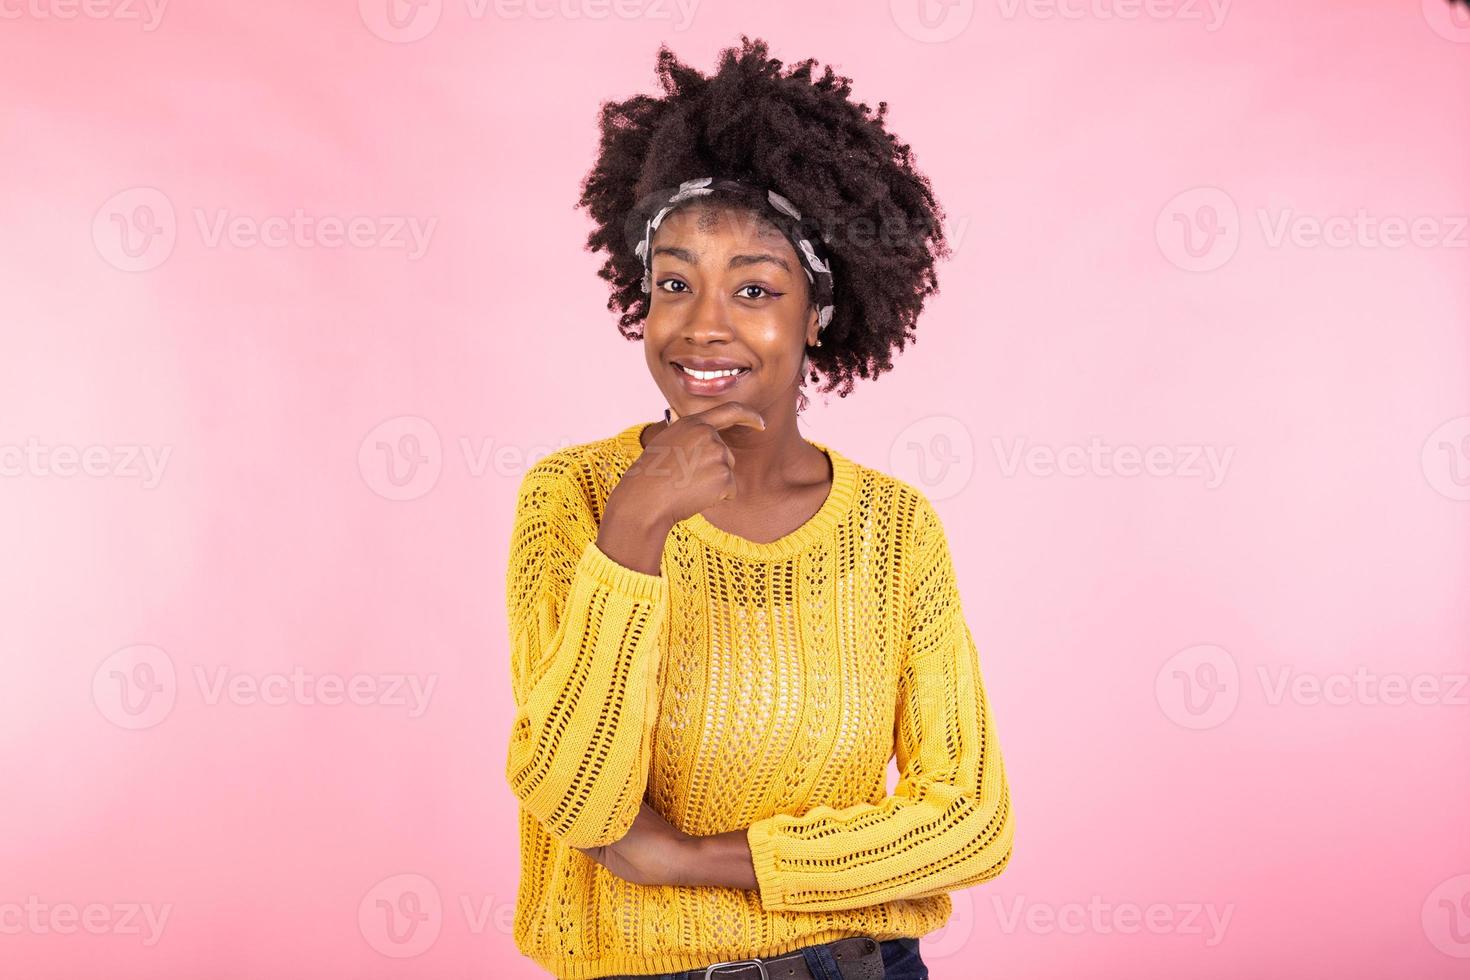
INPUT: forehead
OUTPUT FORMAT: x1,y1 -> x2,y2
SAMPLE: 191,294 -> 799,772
654,202 -> 793,252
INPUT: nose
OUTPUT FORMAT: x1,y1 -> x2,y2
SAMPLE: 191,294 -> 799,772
681,281 -> 735,346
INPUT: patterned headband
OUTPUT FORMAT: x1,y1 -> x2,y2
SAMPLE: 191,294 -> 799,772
634,177 -> 836,334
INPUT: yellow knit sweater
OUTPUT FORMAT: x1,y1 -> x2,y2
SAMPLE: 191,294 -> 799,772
504,421 -> 1013,979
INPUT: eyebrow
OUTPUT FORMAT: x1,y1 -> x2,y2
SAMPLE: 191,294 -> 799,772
653,245 -> 791,273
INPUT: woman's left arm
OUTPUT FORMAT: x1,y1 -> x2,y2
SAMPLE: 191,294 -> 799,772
688,494 -> 1015,911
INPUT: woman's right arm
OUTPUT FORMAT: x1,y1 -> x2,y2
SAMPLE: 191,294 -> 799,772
503,455 -> 674,850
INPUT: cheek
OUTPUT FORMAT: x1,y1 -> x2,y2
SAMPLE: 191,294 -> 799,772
739,309 -> 805,357
640,314 -> 672,351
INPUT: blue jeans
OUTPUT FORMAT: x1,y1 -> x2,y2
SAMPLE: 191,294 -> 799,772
784,938 -> 929,980
602,937 -> 928,980
875,937 -> 928,980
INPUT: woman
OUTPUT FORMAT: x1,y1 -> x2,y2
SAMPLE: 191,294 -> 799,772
505,37 -> 1013,980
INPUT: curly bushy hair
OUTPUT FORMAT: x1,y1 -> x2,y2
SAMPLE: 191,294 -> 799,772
576,36 -> 951,400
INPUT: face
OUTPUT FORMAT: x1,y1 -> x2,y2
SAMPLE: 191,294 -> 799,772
642,203 -> 819,422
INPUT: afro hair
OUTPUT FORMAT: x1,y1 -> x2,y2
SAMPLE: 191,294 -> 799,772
576,35 -> 951,400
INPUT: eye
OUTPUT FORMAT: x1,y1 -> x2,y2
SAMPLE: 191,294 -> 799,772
656,278 -> 689,294
737,284 -> 782,300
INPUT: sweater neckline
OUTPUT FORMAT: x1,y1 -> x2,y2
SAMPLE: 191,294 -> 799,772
613,420 -> 858,561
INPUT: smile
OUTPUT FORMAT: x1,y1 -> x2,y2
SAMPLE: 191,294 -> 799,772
675,364 -> 751,380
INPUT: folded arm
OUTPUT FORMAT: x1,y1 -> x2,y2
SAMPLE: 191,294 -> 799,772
743,494 -> 1014,912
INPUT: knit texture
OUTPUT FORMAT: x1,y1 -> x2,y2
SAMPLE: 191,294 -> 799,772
505,421 -> 1013,979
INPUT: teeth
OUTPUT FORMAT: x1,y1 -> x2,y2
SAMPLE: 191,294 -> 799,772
679,365 -> 747,380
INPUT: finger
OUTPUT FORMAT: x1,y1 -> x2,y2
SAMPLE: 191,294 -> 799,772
688,401 -> 765,434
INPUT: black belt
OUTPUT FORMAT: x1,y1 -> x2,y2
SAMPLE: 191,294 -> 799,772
601,935 -> 885,980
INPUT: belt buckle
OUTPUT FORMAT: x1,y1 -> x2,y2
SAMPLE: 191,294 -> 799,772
702,958 -> 769,980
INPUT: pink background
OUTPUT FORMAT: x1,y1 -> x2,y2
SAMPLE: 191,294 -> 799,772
3,1 -> 1469,977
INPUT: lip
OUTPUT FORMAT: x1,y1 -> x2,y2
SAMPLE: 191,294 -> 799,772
670,359 -> 751,396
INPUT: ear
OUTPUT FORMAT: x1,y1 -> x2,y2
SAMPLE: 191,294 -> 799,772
804,305 -> 820,348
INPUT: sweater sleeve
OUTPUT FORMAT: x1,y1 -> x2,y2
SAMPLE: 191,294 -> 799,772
745,494 -> 1014,912
503,456 -> 669,850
